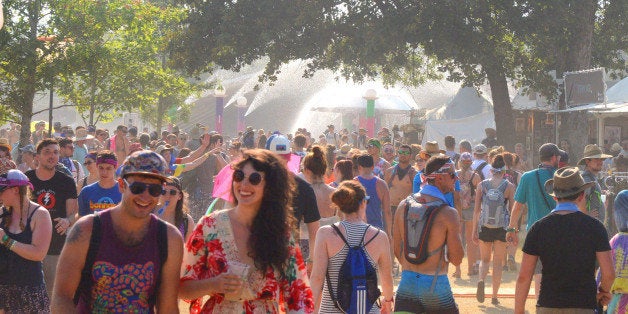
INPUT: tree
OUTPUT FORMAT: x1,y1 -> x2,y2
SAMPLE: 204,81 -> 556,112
0,0 -> 66,148
172,0 -> 624,150
514,0 -> 627,160
53,0 -> 197,130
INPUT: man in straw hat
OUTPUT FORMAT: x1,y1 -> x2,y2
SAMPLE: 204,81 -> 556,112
515,167 -> 614,313
579,144 -> 612,226
52,150 -> 183,312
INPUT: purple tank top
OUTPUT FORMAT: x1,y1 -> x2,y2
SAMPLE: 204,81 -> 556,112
77,210 -> 161,313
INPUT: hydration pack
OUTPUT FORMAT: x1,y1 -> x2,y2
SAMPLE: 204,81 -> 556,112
403,196 -> 446,265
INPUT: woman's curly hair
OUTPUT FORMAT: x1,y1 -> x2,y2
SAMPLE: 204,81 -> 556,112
231,149 -> 296,278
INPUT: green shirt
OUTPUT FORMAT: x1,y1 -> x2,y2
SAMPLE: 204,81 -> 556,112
514,167 -> 556,230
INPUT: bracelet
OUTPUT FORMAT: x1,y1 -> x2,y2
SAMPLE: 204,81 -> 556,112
383,297 -> 394,303
8,239 -> 16,251
506,227 -> 518,233
1,234 -> 8,245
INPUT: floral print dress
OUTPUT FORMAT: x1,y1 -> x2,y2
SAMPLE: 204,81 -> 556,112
181,210 -> 314,313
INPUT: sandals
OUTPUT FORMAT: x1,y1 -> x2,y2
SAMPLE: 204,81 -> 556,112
476,281 -> 485,303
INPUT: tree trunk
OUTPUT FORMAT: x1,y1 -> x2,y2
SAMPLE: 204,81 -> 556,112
558,0 -> 597,162
485,66 -> 515,151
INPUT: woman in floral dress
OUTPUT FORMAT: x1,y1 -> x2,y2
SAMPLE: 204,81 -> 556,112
179,149 -> 314,313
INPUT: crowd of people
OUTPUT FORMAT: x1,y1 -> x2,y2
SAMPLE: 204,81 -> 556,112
0,120 -> 627,313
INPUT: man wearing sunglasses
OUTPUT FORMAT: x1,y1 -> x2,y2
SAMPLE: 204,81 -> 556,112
77,150 -> 121,217
384,144 -> 416,222
393,155 -> 464,313
53,150 -> 183,313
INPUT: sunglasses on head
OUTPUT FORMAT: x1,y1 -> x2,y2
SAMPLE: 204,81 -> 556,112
161,189 -> 178,196
123,179 -> 163,197
233,170 -> 263,185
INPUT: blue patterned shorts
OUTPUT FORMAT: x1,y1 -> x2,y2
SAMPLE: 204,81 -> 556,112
394,271 -> 459,314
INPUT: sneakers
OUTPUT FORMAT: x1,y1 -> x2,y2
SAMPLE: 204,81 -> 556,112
491,297 -> 499,305
507,255 -> 517,272
476,281 -> 485,303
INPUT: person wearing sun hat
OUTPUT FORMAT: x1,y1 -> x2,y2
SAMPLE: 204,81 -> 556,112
579,144 -> 613,226
52,150 -> 183,312
0,169 -> 54,313
0,138 -> 17,175
515,167 -> 614,313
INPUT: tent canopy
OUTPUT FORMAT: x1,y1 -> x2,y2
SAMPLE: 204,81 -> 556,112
309,85 -> 418,114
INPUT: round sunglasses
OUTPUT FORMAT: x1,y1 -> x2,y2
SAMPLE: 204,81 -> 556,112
124,179 -> 163,197
232,169 -> 264,186
161,189 -> 179,196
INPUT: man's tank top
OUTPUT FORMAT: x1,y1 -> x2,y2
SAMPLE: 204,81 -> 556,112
77,210 -> 161,313
0,206 -> 42,286
357,176 -> 384,229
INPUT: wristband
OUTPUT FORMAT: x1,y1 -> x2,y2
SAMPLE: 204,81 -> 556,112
1,234 -> 8,245
8,239 -> 16,251
383,297 -> 394,303
506,227 -> 518,233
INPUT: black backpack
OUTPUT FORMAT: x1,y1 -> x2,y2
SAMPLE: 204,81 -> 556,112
326,224 -> 381,314
73,213 -> 168,305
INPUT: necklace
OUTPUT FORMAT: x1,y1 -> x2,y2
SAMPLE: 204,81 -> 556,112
20,203 -> 33,231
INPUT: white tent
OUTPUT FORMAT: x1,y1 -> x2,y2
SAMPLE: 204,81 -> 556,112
606,76 -> 628,105
421,87 -> 495,146
424,87 -> 493,120
422,111 -> 495,147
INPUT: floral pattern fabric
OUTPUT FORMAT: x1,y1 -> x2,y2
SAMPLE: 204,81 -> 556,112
181,210 -> 314,313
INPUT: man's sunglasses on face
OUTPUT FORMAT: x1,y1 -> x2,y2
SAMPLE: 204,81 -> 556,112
124,179 -> 163,197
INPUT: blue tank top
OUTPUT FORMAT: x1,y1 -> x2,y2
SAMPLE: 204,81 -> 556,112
357,176 -> 384,229
0,205 -> 43,286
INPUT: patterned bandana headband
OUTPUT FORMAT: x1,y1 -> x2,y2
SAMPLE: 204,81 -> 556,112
97,156 -> 118,167
423,159 -> 455,180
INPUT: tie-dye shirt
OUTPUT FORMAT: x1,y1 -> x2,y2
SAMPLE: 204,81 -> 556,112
180,210 -> 314,313
609,232 -> 628,313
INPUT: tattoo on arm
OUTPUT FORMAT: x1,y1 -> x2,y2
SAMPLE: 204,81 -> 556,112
66,224 -> 83,244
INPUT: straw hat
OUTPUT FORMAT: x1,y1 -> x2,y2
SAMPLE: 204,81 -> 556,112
0,138 -> 11,152
578,144 -> 612,165
424,141 -> 445,155
544,167 -> 594,198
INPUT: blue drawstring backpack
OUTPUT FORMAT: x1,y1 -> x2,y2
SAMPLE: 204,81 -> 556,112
326,224 -> 381,314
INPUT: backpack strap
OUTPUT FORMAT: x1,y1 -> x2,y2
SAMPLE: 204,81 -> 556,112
148,219 -> 169,306
469,172 -> 477,197
387,165 -> 398,188
535,170 -> 552,211
476,162 -> 488,180
73,213 -> 102,305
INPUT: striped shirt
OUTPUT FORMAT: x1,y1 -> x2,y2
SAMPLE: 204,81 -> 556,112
320,221 -> 380,314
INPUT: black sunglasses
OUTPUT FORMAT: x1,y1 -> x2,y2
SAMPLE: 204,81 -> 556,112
124,179 -> 163,197
161,189 -> 178,196
233,170 -> 263,186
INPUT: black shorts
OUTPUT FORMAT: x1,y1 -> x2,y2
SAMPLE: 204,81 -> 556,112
478,226 -> 506,242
